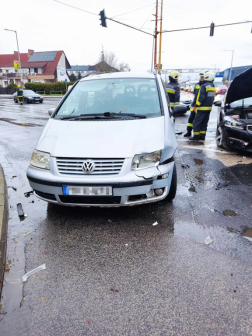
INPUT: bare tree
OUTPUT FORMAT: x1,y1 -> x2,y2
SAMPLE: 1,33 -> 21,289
96,51 -> 129,73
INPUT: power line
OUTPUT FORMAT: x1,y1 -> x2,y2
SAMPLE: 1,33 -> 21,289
107,17 -> 153,36
140,6 -> 156,29
162,20 -> 252,33
111,3 -> 155,19
54,0 -> 98,16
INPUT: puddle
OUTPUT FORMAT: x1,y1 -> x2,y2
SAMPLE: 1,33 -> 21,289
242,228 -> 252,242
194,158 -> 204,165
185,141 -> 204,146
223,210 -> 237,216
0,118 -> 41,127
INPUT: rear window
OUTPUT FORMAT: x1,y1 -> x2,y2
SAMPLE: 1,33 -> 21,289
54,78 -> 161,119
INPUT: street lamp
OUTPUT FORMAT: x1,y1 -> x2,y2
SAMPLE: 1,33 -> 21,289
223,50 -> 234,84
4,29 -> 22,83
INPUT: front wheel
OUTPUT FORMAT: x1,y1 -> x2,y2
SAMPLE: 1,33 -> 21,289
216,126 -> 225,148
166,164 -> 177,201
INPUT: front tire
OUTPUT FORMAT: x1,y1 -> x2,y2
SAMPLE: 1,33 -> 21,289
216,126 -> 227,148
166,164 -> 177,201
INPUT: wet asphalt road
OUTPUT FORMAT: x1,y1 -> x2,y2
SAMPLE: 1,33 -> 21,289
0,95 -> 252,335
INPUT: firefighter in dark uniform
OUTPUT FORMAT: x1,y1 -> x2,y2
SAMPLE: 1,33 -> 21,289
166,71 -> 181,109
189,71 -> 216,141
17,85 -> 23,105
184,70 -> 209,137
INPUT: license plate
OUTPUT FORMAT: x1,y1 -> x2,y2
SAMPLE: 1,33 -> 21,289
63,186 -> 112,196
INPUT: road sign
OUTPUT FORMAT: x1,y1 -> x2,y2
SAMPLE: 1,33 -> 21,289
154,64 -> 158,70
21,81 -> 24,85
14,60 -> 20,69
65,79 -> 67,82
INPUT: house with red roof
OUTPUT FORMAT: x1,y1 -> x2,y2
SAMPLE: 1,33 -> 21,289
0,49 -> 71,87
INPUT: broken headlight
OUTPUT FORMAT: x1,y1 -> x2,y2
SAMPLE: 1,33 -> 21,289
132,150 -> 162,170
30,150 -> 50,170
224,117 -> 244,130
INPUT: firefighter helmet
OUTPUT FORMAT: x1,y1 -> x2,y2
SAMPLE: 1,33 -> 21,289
169,70 -> 181,80
199,69 -> 209,76
17,85 -> 21,88
204,71 -> 215,81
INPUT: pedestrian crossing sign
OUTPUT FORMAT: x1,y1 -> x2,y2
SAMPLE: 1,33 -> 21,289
14,60 -> 20,69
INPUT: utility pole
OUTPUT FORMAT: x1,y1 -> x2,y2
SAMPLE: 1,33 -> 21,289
153,0 -> 159,69
158,0 -> 163,74
224,50 -> 234,85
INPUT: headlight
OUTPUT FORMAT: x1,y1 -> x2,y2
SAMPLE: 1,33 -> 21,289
28,97 -> 33,99
132,150 -> 162,170
30,150 -> 50,170
224,117 -> 244,130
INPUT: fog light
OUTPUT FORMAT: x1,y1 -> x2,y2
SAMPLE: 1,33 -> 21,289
162,173 -> 169,179
154,188 -> 164,196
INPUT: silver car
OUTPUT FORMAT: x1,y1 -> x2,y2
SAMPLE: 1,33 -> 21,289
27,72 -> 178,207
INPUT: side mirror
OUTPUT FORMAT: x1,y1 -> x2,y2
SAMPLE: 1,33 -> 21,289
48,108 -> 56,116
214,100 -> 221,107
172,104 -> 187,117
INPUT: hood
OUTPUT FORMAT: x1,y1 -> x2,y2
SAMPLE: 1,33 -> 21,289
36,117 -> 165,158
226,67 -> 252,104
24,93 -> 41,98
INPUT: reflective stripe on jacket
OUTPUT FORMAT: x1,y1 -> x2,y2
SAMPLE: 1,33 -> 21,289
190,82 -> 201,111
195,81 -> 216,111
166,82 -> 180,107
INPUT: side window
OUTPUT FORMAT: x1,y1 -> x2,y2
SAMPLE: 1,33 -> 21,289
161,79 -> 172,117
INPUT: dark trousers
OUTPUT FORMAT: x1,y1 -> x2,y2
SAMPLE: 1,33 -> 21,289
187,110 -> 196,131
18,96 -> 23,103
193,110 -> 211,138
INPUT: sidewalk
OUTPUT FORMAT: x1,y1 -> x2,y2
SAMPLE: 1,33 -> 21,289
0,165 -> 8,296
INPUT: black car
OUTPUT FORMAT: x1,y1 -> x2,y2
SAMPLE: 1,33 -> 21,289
215,68 -> 252,152
13,89 -> 43,104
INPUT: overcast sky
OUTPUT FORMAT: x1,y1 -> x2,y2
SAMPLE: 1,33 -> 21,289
1,0 -> 252,76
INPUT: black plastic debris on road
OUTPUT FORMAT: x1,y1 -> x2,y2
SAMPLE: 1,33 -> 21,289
24,190 -> 34,198
181,164 -> 190,169
17,203 -> 25,218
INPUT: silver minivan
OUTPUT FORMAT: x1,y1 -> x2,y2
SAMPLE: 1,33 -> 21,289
27,72 -> 178,207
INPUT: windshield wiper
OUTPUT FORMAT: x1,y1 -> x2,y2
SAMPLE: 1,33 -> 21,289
103,112 -> 146,118
59,112 -> 146,120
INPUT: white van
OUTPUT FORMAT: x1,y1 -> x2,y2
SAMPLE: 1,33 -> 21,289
27,73 -> 178,207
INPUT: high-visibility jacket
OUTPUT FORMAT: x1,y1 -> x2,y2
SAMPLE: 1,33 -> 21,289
166,81 -> 180,108
17,88 -> 23,97
195,81 -> 216,111
190,82 -> 201,111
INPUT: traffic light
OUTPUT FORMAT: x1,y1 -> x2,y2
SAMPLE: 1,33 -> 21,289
99,9 -> 107,28
210,22 -> 215,36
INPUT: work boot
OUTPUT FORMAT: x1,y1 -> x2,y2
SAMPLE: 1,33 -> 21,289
183,131 -> 191,137
189,135 -> 200,141
199,134 -> 205,140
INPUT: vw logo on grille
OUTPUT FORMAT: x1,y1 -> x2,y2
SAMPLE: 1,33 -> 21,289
82,160 -> 95,173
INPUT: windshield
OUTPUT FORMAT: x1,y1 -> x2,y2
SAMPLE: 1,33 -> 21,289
54,78 -> 161,119
230,97 -> 252,107
23,90 -> 36,94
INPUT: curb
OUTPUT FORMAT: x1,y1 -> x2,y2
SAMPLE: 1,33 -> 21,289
0,95 -> 62,100
0,165 -> 8,295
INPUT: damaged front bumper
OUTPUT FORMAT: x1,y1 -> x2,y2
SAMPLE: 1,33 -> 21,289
223,125 -> 252,152
27,158 -> 175,207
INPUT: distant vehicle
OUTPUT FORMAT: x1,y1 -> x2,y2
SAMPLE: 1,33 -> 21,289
215,68 -> 252,152
216,88 -> 227,95
13,90 -> 43,104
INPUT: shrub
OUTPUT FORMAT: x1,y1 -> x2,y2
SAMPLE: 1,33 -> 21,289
24,81 -> 76,94
7,82 -> 17,88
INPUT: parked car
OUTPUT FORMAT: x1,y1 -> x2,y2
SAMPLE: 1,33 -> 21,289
13,89 -> 43,103
27,73 -> 180,207
215,67 -> 252,152
216,88 -> 227,95
180,99 -> 192,111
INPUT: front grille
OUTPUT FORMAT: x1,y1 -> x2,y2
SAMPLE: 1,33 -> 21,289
59,196 -> 121,204
56,158 -> 125,176
34,190 -> 56,200
247,125 -> 252,132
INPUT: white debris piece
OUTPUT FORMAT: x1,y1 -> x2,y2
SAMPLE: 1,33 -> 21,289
22,264 -> 46,282
204,236 -> 214,246
152,221 -> 158,226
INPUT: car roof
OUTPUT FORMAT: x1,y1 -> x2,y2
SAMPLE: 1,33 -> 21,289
80,72 -> 156,82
